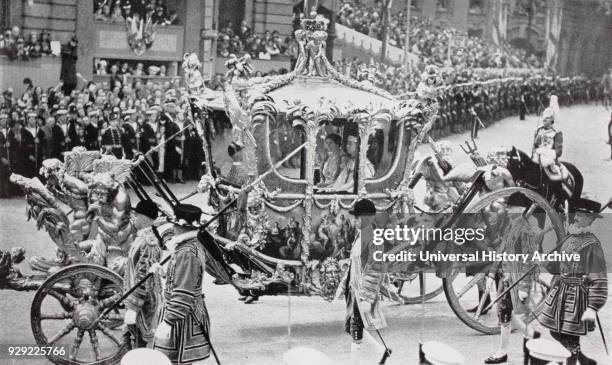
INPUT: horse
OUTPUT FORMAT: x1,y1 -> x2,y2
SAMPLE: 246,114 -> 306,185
505,147 -> 583,213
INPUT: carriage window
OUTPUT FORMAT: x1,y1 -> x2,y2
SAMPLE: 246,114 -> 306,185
269,116 -> 304,179
366,119 -> 401,181
314,120 -> 373,193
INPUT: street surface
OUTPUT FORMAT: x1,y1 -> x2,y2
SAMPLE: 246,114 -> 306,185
1,104 -> 611,364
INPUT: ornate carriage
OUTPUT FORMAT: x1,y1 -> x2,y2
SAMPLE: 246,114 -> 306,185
188,12 -> 445,303
188,10 -> 566,335
3,11 -> 569,365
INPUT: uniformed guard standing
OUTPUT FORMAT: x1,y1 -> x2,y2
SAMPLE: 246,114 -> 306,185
0,112 -> 10,198
537,197 -> 608,365
343,199 -> 391,365
607,111 -> 612,160
121,109 -> 137,160
101,107 -> 125,158
152,205 -> 213,364
83,110 -> 100,150
9,118 -> 37,178
159,90 -> 184,183
55,109 -> 70,159
123,200 -> 164,349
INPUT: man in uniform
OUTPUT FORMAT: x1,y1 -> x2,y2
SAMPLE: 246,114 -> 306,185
608,111 -> 612,160
532,106 -> 563,177
83,111 -> 99,150
470,83 -> 483,139
9,116 -> 38,178
101,107 -> 124,158
152,206 -> 212,364
46,115 -> 65,160
159,91 -> 184,183
0,112 -> 10,198
453,86 -> 464,133
121,109 -> 137,160
519,79 -> 530,120
69,123 -> 88,150
537,197 -> 608,365
145,106 -> 160,154
123,200 -> 165,349
343,199 -> 390,365
24,112 -> 46,169
55,109 -> 70,159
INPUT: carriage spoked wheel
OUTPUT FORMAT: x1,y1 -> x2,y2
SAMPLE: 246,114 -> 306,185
31,264 -> 129,365
443,187 -> 565,335
391,272 -> 444,304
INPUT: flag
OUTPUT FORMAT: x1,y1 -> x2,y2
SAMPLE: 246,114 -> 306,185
545,0 -> 563,70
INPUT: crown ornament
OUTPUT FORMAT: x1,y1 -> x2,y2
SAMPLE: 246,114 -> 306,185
300,8 -> 329,32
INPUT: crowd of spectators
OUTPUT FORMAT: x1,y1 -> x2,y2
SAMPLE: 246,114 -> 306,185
217,21 -> 297,60
0,72 -> 209,199
336,1 -> 543,69
333,57 -> 543,95
94,59 -> 171,78
93,0 -> 179,25
0,26 -> 55,61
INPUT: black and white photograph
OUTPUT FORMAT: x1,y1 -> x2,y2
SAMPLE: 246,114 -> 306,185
1,0 -> 611,364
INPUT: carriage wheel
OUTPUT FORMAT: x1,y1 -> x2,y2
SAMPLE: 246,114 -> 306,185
391,272 -> 444,304
443,187 -> 565,335
31,264 -> 129,365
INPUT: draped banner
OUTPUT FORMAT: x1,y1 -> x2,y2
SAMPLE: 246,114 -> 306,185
545,0 -> 563,70
491,0 -> 510,46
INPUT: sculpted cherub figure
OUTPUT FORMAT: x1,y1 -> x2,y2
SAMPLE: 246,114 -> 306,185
39,158 -> 91,240
86,172 -> 134,275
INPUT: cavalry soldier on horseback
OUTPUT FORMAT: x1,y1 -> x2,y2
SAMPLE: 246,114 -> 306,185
532,102 -> 563,178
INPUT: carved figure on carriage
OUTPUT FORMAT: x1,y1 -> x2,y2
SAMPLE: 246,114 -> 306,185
86,171 -> 134,274
9,172 -> 84,272
0,246 -> 45,291
39,158 -> 91,241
